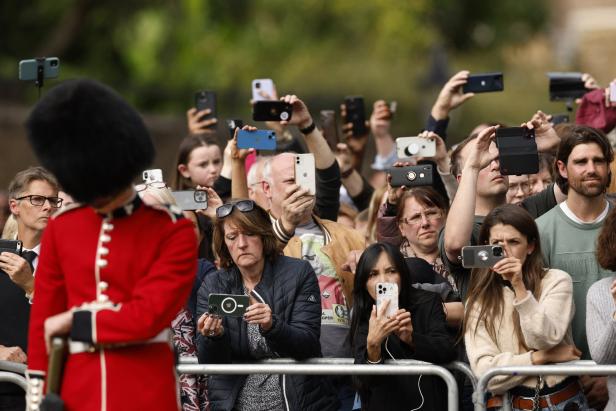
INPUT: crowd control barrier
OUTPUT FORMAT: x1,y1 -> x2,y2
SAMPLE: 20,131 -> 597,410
177,357 -> 460,411
473,360 -> 616,411
0,360 -> 28,391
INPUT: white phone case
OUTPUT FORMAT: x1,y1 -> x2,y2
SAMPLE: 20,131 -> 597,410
375,282 -> 399,318
252,78 -> 275,102
396,136 -> 436,159
294,154 -> 316,195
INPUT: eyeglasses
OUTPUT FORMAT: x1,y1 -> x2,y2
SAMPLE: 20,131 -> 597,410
216,200 -> 255,219
399,209 -> 442,226
15,195 -> 63,208
135,182 -> 167,192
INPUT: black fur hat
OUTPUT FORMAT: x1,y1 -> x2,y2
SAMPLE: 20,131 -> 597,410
26,79 -> 155,204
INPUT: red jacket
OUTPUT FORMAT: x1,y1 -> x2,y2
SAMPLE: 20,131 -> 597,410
27,197 -> 197,411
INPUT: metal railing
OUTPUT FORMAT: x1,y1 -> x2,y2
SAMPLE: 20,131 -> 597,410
473,360 -> 616,411
177,357 -> 460,411
0,361 -> 27,391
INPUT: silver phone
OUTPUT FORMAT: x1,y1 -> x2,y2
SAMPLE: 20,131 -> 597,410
375,282 -> 399,318
294,154 -> 316,195
396,137 -> 436,159
171,190 -> 207,211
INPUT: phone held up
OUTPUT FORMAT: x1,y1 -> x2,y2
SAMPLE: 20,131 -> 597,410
389,164 -> 433,188
396,136 -> 436,159
320,110 -> 339,151
252,101 -> 292,122
208,293 -> 250,317
171,190 -> 207,211
461,245 -> 504,268
0,240 -> 23,275
142,169 -> 164,184
375,282 -> 399,318
226,119 -> 244,139
237,129 -> 277,151
495,127 -> 539,175
19,57 -> 60,82
547,72 -> 587,101
344,96 -> 368,137
463,72 -> 504,94
194,90 -> 217,129
252,78 -> 276,102
295,153 -> 316,195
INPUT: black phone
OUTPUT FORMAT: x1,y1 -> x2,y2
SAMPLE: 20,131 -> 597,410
550,114 -> 570,126
389,164 -> 433,188
320,110 -> 339,151
461,245 -> 504,268
0,239 -> 23,256
344,96 -> 368,136
194,90 -> 217,129
252,101 -> 292,122
547,72 -> 587,101
463,72 -> 504,93
208,293 -> 250,317
226,119 -> 244,139
496,127 -> 539,175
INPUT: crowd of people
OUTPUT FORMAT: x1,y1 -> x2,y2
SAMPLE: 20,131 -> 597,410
1,69 -> 616,411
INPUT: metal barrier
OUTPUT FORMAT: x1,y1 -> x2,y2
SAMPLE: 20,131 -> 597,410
0,360 -> 27,375
474,360 -> 615,411
177,358 -> 460,411
0,361 -> 27,391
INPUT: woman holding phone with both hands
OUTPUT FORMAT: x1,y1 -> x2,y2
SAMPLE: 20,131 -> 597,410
464,204 -> 589,411
350,242 -> 456,411
195,199 -> 337,411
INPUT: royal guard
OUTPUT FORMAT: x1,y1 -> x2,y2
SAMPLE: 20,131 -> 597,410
25,79 -> 197,410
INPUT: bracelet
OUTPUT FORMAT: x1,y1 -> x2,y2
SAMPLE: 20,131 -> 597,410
367,357 -> 382,364
340,167 -> 354,179
299,122 -> 316,135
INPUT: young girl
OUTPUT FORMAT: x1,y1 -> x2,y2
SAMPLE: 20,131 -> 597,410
464,204 -> 588,410
174,134 -> 223,190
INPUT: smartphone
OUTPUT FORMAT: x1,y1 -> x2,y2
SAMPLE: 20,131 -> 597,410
396,137 -> 436,159
375,282 -> 399,318
463,72 -> 504,93
142,169 -> 163,184
550,114 -> 570,125
0,239 -> 23,255
252,78 -> 276,102
194,90 -> 217,129
18,57 -> 60,81
237,129 -> 277,151
389,164 -> 433,188
344,96 -> 368,136
252,100 -> 293,122
389,101 -> 398,118
172,190 -> 207,211
461,245 -> 504,268
295,153 -> 316,195
208,293 -> 250,317
547,72 -> 587,101
496,127 -> 539,175
226,119 -> 244,139
320,110 -> 339,151
609,82 -> 616,105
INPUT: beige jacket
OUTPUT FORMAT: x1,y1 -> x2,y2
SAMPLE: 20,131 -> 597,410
465,268 -> 575,394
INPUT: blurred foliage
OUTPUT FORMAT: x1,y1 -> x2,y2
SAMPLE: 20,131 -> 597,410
0,0 -> 553,143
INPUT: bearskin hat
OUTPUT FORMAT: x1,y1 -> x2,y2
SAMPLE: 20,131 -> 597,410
26,79 -> 155,204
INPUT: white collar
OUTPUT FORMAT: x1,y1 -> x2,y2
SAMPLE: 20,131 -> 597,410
559,200 -> 609,224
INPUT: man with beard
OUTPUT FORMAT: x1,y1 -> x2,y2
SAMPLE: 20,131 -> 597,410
536,125 -> 615,409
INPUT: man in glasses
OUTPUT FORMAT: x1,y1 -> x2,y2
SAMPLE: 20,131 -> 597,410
0,166 -> 59,411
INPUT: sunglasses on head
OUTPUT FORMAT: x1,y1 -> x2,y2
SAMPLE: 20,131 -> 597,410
216,200 -> 255,219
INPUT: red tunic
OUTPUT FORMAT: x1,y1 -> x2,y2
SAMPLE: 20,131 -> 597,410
27,198 -> 197,411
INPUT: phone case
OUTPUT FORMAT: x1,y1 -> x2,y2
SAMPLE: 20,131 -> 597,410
194,91 -> 217,129
208,294 -> 250,317
142,169 -> 163,184
461,246 -> 504,268
319,110 -> 339,151
375,282 -> 399,318
389,165 -> 433,188
547,72 -> 586,101
252,101 -> 293,122
610,83 -> 616,104
172,190 -> 207,211
295,154 -> 316,195
496,127 -> 539,175
237,129 -> 277,151
396,137 -> 436,159
344,96 -> 368,136
0,240 -> 23,255
463,73 -> 504,93
252,79 -> 276,101
18,58 -> 60,81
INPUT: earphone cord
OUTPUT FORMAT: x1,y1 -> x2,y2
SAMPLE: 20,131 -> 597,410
385,336 -> 424,411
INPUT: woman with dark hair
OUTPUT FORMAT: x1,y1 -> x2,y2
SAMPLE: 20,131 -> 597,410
195,200 -> 337,411
587,207 -> 616,410
464,204 -> 589,410
349,242 -> 455,410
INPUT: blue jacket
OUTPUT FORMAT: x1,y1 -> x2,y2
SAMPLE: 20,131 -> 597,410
196,255 -> 339,411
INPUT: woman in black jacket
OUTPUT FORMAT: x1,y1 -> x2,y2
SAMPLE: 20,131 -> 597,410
350,242 -> 456,411
196,199 -> 338,411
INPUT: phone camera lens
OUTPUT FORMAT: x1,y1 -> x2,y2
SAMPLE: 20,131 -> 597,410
50,60 -> 58,67
493,247 -> 503,257
255,82 -> 261,88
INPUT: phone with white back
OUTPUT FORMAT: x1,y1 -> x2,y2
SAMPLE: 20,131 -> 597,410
172,190 -> 207,211
610,82 -> 616,106
142,169 -> 163,184
294,154 -> 316,195
252,79 -> 275,102
396,137 -> 436,159
375,282 -> 398,318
